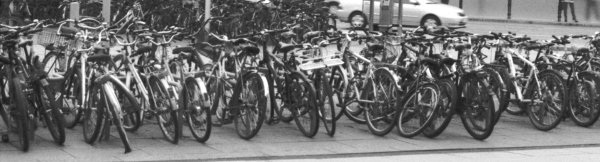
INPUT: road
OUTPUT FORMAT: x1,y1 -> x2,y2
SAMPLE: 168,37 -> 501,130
2,21 -> 600,162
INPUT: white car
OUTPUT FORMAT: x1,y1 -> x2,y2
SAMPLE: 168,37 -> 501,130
328,0 -> 467,28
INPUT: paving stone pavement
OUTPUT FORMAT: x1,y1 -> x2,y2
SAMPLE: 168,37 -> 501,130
1,113 -> 600,161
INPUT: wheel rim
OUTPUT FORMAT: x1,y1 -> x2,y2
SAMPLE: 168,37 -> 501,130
462,80 -> 492,133
424,18 -> 439,27
185,80 -> 209,139
351,14 -> 365,27
530,76 -> 563,126
366,70 -> 397,133
235,74 -> 264,138
398,85 -> 438,135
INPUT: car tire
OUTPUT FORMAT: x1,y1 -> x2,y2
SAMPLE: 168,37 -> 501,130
421,15 -> 441,27
348,12 -> 368,28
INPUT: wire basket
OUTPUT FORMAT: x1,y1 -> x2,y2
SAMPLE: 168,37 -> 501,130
34,28 -> 75,47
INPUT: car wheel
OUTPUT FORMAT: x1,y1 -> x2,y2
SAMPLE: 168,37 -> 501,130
421,15 -> 441,27
349,12 -> 368,28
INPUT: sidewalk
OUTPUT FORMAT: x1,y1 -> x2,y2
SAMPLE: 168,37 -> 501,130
2,113 -> 600,161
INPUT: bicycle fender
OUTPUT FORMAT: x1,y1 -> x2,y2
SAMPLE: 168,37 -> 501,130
259,74 -> 270,97
194,78 -> 208,95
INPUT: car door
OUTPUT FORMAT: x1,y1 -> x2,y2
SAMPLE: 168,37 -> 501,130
398,0 -> 420,26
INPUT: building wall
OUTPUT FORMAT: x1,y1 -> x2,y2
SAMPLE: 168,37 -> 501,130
448,0 -> 600,23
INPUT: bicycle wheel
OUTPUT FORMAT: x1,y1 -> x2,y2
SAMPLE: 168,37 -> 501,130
527,70 -> 565,131
38,86 -> 66,145
491,65 -> 524,115
82,84 -> 105,144
343,82 -> 367,124
183,78 -> 212,142
56,67 -> 83,129
2,78 -> 31,151
103,82 -> 133,153
234,72 -> 267,140
330,66 -> 348,121
288,71 -> 319,138
365,68 -> 399,136
317,71 -> 336,137
483,66 -> 509,125
121,78 -> 143,132
148,76 -> 181,144
570,71 -> 600,127
459,75 -> 495,140
396,82 -> 439,138
423,79 -> 457,138
272,62 -> 294,123
42,52 -> 68,76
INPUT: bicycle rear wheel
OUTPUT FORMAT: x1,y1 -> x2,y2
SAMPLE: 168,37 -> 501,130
397,82 -> 439,138
459,75 -> 495,140
234,72 -> 267,140
56,67 -> 83,129
527,70 -> 565,131
148,76 -> 181,144
365,69 -> 399,136
288,72 -> 319,138
183,78 -> 212,142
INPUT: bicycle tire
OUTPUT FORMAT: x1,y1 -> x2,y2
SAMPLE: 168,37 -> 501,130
483,66 -> 510,125
317,71 -> 336,137
82,84 -> 105,144
330,66 -> 348,121
42,52 -> 67,76
396,82 -> 440,138
423,79 -> 457,138
121,79 -> 143,132
272,62 -> 294,123
57,67 -> 83,129
490,64 -> 525,115
458,75 -> 495,140
234,72 -> 267,140
103,82 -> 133,153
365,68 -> 399,136
38,86 -> 66,145
148,76 -> 181,144
343,83 -> 367,124
527,70 -> 566,131
183,77 -> 212,142
570,71 -> 600,127
288,71 -> 319,138
5,77 -> 30,151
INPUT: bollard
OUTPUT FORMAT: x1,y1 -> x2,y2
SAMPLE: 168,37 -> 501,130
103,0 -> 111,25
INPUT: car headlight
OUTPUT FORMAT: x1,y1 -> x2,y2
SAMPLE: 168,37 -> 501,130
458,12 -> 466,17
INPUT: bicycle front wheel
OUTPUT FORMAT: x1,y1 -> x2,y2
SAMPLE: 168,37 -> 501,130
423,79 -> 457,138
38,86 -> 66,145
234,72 -> 267,140
365,68 -> 399,136
103,82 -> 133,153
183,77 -> 212,142
459,75 -> 495,140
396,82 -> 439,138
82,84 -> 105,144
317,71 -> 336,137
288,72 -> 319,138
148,76 -> 181,144
570,71 -> 600,127
2,78 -> 31,151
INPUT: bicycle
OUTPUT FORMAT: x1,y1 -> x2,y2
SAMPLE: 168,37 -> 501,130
0,20 -> 66,151
203,33 -> 269,140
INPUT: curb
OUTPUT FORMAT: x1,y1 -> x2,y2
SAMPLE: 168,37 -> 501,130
469,18 -> 600,27
163,143 -> 600,162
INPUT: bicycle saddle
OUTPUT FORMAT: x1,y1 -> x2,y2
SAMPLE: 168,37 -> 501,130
366,42 -> 384,51
278,42 -> 303,54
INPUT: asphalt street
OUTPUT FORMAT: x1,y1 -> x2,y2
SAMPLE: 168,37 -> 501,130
2,21 -> 600,162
